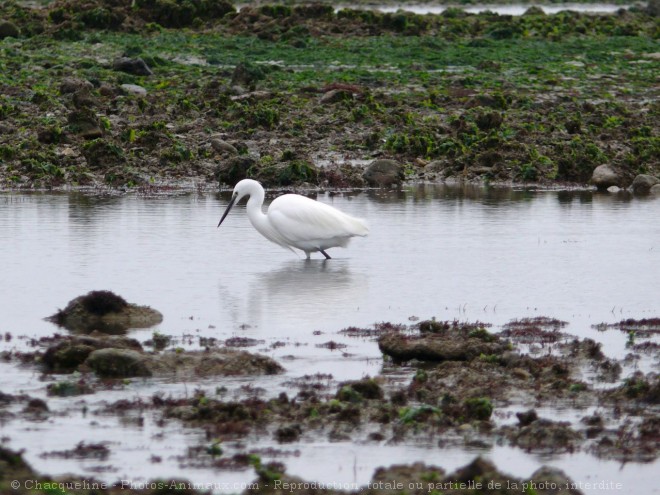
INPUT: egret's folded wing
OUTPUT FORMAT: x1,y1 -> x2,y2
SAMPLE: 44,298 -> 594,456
268,195 -> 368,245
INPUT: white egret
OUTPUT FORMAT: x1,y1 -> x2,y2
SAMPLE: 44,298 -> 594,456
218,179 -> 369,259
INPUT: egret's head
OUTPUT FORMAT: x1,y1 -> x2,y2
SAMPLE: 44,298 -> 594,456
217,179 -> 260,227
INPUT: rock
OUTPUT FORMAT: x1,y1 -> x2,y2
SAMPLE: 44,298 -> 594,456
648,0 -> 659,16
508,418 -> 581,453
73,89 -> 97,109
607,185 -> 621,193
631,174 -> 660,195
516,409 -> 538,426
424,160 -> 448,177
44,342 -> 97,371
86,348 -> 152,378
99,83 -> 117,97
191,349 -> 284,376
42,335 -> 143,372
448,457 -> 499,482
47,290 -> 163,334
81,138 -> 125,169
363,159 -> 404,187
320,89 -> 353,104
60,78 -> 94,94
211,138 -> 238,155
590,164 -> 620,190
336,378 -> 383,401
113,57 -> 153,76
531,466 -> 584,494
143,349 -> 283,378
463,397 -> 493,420
120,83 -> 147,96
651,184 -> 660,195
215,156 -> 256,186
275,424 -> 302,443
475,111 -> 503,131
231,62 -> 265,90
0,20 -> 20,39
365,462 -> 446,495
67,109 -> 103,139
378,331 -> 507,363
523,6 -> 546,15
24,398 -> 49,412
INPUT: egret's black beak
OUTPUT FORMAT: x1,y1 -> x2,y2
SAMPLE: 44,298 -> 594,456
218,195 -> 237,227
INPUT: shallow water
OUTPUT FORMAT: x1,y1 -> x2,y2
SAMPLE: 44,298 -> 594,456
1,185 -> 658,493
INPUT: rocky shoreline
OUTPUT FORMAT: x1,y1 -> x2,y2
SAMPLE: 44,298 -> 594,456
0,0 -> 658,193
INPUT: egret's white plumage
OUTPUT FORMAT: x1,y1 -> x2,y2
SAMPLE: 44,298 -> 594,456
218,179 -> 368,259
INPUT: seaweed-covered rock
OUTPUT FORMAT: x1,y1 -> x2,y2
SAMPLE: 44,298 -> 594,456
364,462 -> 446,495
0,447 -> 37,495
60,77 -> 93,94
607,371 -> 660,404
359,457 -> 585,495
67,109 -> 103,139
516,409 -> 538,426
112,57 -> 153,76
378,331 -> 507,363
507,418 -> 582,453
211,138 -> 239,155
85,348 -> 152,377
47,290 -> 163,334
231,62 -> 266,90
134,0 -> 235,28
275,424 -> 302,443
0,20 -> 20,39
216,156 -> 257,186
530,466 -> 584,494
189,349 -> 284,376
42,335 -> 143,372
463,397 -> 493,421
336,378 -> 383,402
631,174 -> 659,194
43,341 -> 97,371
363,159 -> 404,187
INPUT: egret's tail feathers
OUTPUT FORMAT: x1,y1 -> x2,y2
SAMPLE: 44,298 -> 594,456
348,217 -> 369,237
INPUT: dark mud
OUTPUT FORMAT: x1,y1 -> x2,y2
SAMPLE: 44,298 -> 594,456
0,1 -> 658,191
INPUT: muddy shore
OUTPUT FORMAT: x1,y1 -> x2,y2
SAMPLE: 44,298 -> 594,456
1,291 -> 659,494
0,0 -> 658,192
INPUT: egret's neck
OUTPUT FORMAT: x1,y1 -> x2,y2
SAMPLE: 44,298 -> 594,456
245,190 -> 269,233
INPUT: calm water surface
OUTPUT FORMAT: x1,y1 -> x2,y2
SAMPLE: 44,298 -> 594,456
1,185 -> 658,493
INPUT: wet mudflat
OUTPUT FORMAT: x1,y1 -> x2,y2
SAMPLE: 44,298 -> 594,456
0,185 -> 658,494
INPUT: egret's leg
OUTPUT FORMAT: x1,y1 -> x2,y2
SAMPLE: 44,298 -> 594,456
320,250 -> 331,260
